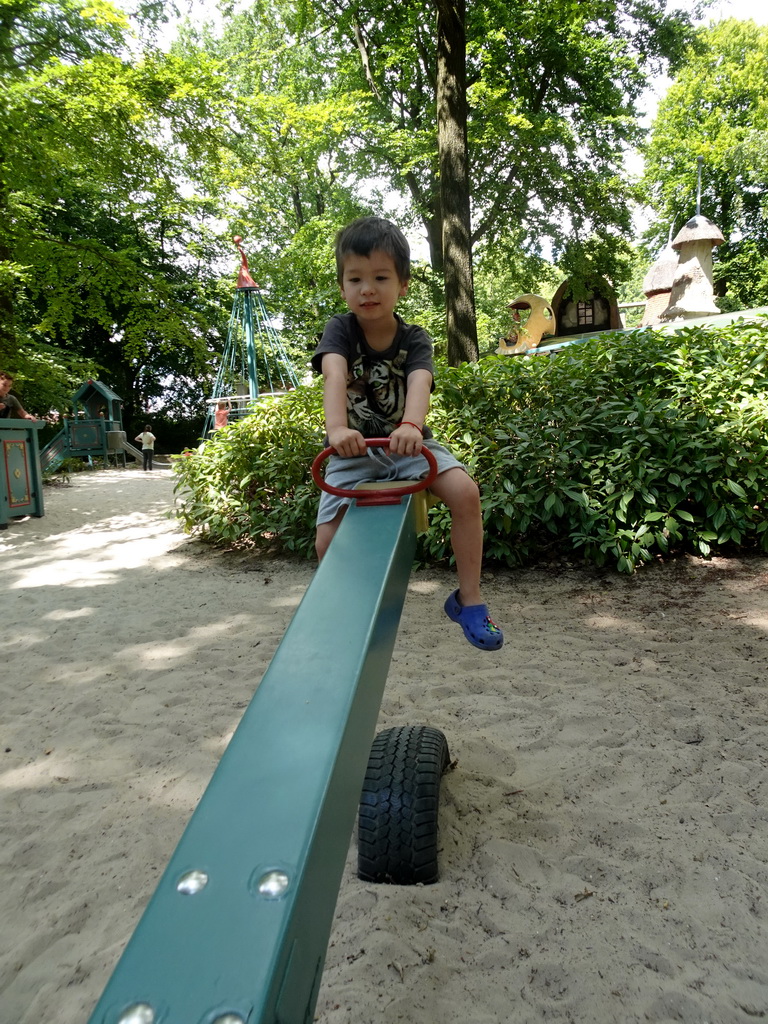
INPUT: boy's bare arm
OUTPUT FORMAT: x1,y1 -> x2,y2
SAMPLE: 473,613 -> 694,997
388,369 -> 432,457
13,401 -> 35,421
321,353 -> 366,457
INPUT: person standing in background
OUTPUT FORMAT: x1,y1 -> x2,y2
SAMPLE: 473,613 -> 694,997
135,425 -> 156,471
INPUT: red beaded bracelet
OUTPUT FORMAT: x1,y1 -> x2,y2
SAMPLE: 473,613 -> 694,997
397,420 -> 424,434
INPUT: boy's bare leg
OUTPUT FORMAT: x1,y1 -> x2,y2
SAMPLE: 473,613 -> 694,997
315,506 -> 347,561
316,468 -> 486,606
428,468 -> 483,606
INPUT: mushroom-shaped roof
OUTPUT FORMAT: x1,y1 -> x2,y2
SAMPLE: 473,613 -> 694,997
508,293 -> 551,310
643,244 -> 679,297
671,215 -> 725,250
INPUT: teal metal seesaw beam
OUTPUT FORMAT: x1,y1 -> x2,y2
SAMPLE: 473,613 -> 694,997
87,494 -> 420,1024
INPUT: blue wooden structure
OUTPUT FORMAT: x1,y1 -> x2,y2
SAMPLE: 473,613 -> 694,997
40,380 -> 144,473
204,238 -> 301,437
0,418 -> 45,526
87,487 -> 426,1024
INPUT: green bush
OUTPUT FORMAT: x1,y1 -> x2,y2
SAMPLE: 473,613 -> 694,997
173,318 -> 768,572
173,385 -> 325,559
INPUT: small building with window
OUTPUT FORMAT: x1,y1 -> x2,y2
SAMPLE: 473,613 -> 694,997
550,278 -> 622,337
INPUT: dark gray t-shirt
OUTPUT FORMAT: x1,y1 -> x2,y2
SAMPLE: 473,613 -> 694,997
312,312 -> 435,439
0,394 -> 22,418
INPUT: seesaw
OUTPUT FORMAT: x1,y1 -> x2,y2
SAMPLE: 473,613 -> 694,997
88,439 -> 451,1024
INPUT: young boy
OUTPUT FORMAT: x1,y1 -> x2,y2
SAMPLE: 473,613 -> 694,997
312,216 -> 503,651
0,372 -> 36,420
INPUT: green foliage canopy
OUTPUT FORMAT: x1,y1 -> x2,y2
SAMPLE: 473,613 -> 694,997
173,0 -> 702,369
171,4 -> 373,359
316,0 -> 698,275
0,0 -> 236,416
643,19 -> 768,309
11,0 -> 762,420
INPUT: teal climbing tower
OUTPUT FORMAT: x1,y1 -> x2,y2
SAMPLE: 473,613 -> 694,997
205,238 -> 300,435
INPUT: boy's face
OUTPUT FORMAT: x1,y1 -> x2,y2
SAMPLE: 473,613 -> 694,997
339,250 -> 408,326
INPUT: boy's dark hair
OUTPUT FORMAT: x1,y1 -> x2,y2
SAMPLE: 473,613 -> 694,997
335,216 -> 410,283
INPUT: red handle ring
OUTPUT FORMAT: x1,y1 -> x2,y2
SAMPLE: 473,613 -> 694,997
311,438 -> 438,503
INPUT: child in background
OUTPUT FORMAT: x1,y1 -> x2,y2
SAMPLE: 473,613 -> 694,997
214,400 -> 231,430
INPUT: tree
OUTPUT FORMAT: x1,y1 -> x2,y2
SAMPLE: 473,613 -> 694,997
0,0 -> 126,363
642,18 -> 768,309
173,2 -> 374,351
1,0 -> 235,415
315,0 -> 698,362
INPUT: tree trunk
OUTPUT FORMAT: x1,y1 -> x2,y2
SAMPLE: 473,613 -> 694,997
435,0 -> 478,365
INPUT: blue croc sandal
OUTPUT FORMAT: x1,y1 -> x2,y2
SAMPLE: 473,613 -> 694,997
444,590 -> 504,651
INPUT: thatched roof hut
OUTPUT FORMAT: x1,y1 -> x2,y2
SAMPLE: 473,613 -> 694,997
640,242 -> 679,327
671,215 -> 725,250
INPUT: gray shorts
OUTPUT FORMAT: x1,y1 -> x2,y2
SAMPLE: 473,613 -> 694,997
316,439 -> 466,525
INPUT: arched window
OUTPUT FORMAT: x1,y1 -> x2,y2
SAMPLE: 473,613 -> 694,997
577,301 -> 594,327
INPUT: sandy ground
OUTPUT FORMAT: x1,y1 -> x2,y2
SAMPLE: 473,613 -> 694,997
1,466 -> 768,1024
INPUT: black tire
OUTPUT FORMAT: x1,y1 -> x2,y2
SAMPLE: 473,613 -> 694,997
358,725 -> 450,885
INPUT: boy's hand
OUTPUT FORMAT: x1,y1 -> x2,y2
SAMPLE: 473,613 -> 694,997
328,426 -> 367,458
389,423 -> 423,457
